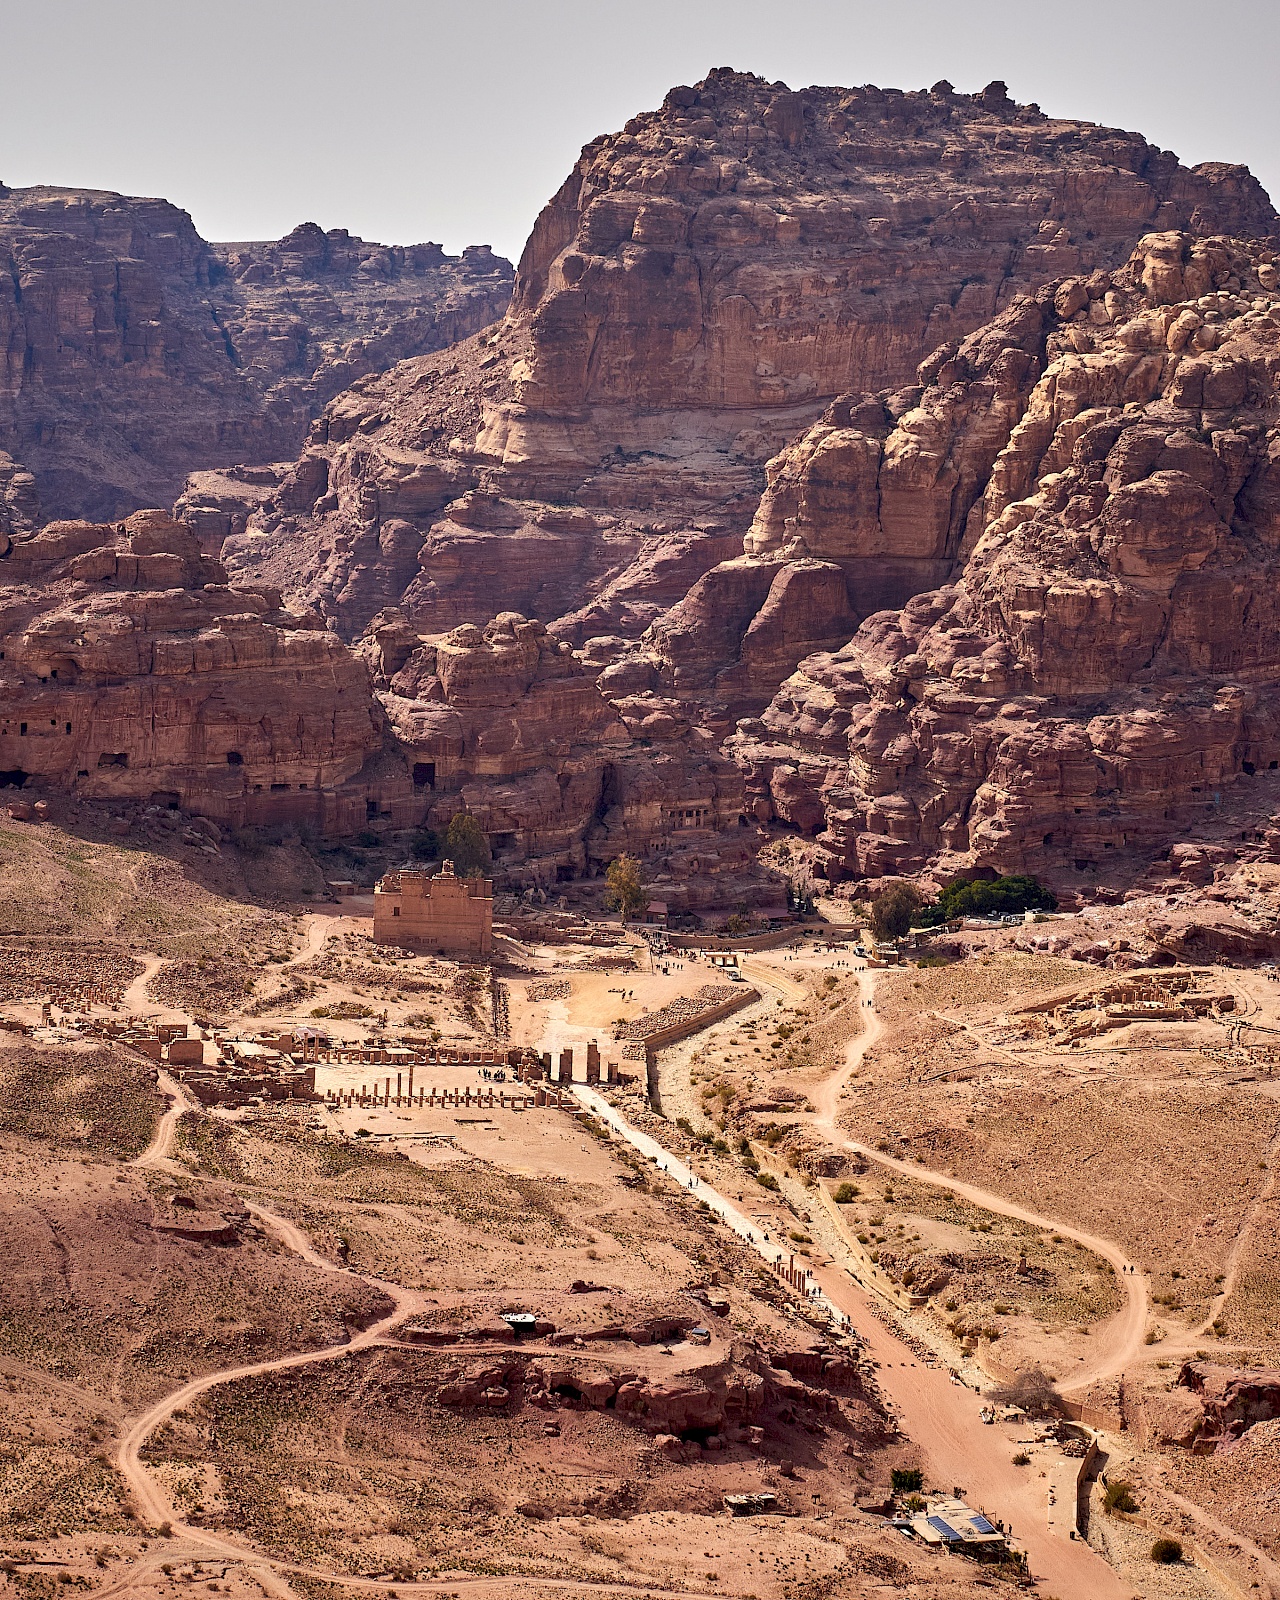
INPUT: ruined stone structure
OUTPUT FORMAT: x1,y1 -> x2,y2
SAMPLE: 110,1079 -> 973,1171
373,860 -> 493,956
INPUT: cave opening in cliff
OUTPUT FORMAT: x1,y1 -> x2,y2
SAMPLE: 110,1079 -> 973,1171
97,752 -> 128,768
150,791 -> 180,810
413,762 -> 435,788
226,750 -> 243,766
0,770 -> 28,789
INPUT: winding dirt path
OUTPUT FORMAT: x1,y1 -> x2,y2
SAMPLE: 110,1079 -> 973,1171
109,1189 -> 728,1599
1154,1481 -> 1280,1593
802,967 -> 1150,1394
121,954 -> 168,1016
131,1068 -> 193,1171
575,1076 -> 1134,1598
112,1194 -> 430,1559
285,912 -> 338,969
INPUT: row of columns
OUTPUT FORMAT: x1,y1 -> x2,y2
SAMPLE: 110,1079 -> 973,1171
327,1080 -> 576,1110
539,1041 -> 618,1085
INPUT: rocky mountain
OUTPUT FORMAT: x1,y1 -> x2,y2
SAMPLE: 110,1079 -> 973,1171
0,185 -> 513,521
729,231 -> 1280,893
208,68 -> 1274,645
6,72 -> 1280,911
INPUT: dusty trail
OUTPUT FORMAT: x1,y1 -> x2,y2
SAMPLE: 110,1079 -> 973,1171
285,911 -> 337,968
110,1190 -> 726,1600
1154,1482 -> 1280,1592
1189,1123 -> 1280,1341
802,967 -> 1150,1394
112,1194 -> 430,1554
575,1079 -> 1135,1599
121,954 -> 167,1015
131,1068 -> 193,1171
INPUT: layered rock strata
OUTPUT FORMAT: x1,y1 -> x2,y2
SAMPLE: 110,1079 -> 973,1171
0,186 -> 513,519
209,69 -> 1274,640
732,233 -> 1280,890
364,608 -> 758,903
0,510 -> 411,830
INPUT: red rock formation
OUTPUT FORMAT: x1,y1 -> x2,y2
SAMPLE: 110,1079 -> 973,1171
215,70 -> 1273,640
0,451 -> 40,543
365,607 -> 762,907
1178,1362 -> 1280,1451
367,608 -> 631,879
732,233 -> 1280,893
0,510 -> 410,830
0,186 -> 513,520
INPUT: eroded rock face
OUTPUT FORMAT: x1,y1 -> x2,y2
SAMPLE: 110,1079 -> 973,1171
0,187 -> 513,520
1178,1361 -> 1280,1451
733,233 -> 1280,890
365,607 -> 758,899
0,510 -> 408,830
212,70 -> 1273,640
367,608 -> 631,879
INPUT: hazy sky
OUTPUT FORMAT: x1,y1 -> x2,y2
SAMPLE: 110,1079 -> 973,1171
3,0 -> 1276,264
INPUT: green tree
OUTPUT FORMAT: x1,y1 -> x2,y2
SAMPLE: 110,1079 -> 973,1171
410,828 -> 441,861
443,812 -> 491,876
915,873 -> 1057,927
870,883 -> 923,941
603,854 -> 646,920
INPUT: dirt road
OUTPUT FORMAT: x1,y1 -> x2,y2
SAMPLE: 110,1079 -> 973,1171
120,954 -> 167,1015
112,1194 -> 429,1541
109,1190 -> 725,1600
131,1068 -> 192,1171
574,1081 -> 1136,1599
801,967 -> 1150,1394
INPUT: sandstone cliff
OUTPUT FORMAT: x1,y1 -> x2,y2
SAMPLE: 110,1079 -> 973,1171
211,69 -> 1274,640
0,186 -> 513,520
731,233 -> 1280,893
0,509 -> 411,831
363,609 -> 764,910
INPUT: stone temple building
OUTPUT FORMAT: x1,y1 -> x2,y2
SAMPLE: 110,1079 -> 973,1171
373,860 -> 493,957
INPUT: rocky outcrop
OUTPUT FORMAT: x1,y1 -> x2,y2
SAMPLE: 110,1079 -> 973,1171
733,233 -> 1280,891
1175,1362 -> 1280,1452
0,186 -> 512,520
367,607 -> 631,879
364,607 -> 763,905
428,1337 -> 879,1444
0,509 -> 411,830
0,452 -> 40,542
212,70 -> 1274,641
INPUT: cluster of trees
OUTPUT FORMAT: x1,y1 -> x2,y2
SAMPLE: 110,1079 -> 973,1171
785,879 -> 816,915
869,873 -> 1056,940
915,873 -> 1056,926
409,811 -> 492,876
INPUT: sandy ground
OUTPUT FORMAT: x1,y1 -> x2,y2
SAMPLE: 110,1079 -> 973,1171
7,841 -> 1279,1600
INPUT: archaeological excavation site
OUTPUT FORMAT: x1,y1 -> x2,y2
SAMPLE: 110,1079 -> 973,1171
2,23 -> 1280,1600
